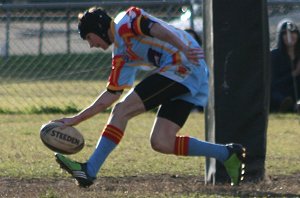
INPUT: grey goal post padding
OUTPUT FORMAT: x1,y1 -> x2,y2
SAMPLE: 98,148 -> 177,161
203,0 -> 270,183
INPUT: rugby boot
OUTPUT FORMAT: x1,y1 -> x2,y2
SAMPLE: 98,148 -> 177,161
55,153 -> 95,188
223,143 -> 246,186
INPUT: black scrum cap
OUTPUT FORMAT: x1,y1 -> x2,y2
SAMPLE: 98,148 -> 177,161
78,8 -> 112,45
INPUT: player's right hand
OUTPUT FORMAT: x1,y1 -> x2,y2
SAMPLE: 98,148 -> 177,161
182,47 -> 205,65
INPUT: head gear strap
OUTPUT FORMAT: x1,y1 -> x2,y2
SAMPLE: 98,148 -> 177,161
78,8 -> 112,45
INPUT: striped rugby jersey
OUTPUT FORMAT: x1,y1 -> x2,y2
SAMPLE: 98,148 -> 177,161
107,7 -> 209,107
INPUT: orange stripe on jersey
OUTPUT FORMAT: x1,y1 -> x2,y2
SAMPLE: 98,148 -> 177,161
102,124 -> 124,144
172,52 -> 182,65
132,15 -> 144,36
138,39 -> 176,54
118,24 -> 142,60
126,6 -> 142,16
159,65 -> 171,73
174,136 -> 189,156
108,55 -> 125,89
126,48 -> 141,60
118,23 -> 135,38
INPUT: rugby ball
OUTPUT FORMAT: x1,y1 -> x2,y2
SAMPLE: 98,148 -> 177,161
40,122 -> 84,155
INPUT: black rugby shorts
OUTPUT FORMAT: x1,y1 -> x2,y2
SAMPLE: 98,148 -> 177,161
134,73 -> 194,127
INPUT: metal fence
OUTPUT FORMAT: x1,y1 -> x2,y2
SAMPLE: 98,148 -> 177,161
1,0 -> 300,113
0,1 -> 199,113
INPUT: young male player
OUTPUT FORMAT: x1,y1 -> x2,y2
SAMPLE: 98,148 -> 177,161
53,6 -> 246,187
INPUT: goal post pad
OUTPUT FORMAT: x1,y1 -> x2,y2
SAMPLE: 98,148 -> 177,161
204,0 -> 270,183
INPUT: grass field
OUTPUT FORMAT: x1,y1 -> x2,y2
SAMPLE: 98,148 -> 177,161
1,79 -> 300,197
0,80 -> 103,113
0,79 -> 148,114
0,112 -> 299,197
0,112 -> 204,178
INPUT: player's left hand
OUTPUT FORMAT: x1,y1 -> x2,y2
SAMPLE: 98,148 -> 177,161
51,116 -> 80,126
183,47 -> 205,65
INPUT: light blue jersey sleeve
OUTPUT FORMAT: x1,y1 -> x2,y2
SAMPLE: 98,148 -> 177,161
106,7 -> 209,107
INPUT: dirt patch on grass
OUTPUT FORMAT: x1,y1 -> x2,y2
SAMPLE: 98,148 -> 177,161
0,174 -> 299,197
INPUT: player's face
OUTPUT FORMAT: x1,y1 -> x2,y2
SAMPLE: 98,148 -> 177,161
86,33 -> 109,50
283,31 -> 298,47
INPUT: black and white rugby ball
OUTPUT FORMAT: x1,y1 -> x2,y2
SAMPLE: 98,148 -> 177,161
40,122 -> 84,155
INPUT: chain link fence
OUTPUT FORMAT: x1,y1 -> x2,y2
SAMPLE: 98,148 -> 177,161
1,0 -> 300,113
0,1 -> 202,113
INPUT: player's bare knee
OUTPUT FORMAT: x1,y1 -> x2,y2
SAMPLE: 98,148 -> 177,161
150,138 -> 172,154
150,139 -> 164,153
112,102 -> 126,118
111,101 -> 133,120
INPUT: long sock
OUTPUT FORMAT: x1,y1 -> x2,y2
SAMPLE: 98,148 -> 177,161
174,136 -> 229,162
87,124 -> 124,177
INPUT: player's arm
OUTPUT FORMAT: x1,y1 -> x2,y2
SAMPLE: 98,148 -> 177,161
149,23 -> 203,64
129,6 -> 202,63
53,90 -> 121,126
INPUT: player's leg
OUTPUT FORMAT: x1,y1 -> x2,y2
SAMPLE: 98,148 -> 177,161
56,73 -> 188,187
85,89 -> 146,178
55,90 -> 145,188
150,99 -> 229,161
85,74 -> 191,183
150,99 -> 246,185
107,89 -> 147,130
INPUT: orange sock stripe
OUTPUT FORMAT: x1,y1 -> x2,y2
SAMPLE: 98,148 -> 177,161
102,125 -> 124,144
174,136 -> 189,156
107,127 -> 123,139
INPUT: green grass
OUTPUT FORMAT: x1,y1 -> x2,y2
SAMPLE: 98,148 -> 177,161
0,53 -> 112,113
0,75 -> 148,114
0,112 -> 299,198
0,80 -> 299,197
0,112 -> 205,178
0,53 -> 112,81
0,80 -> 107,113
0,112 -> 299,179
266,114 -> 300,175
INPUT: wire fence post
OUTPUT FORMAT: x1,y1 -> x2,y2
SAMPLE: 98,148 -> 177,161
189,0 -> 195,30
66,8 -> 71,54
39,11 -> 45,55
4,8 -> 10,58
